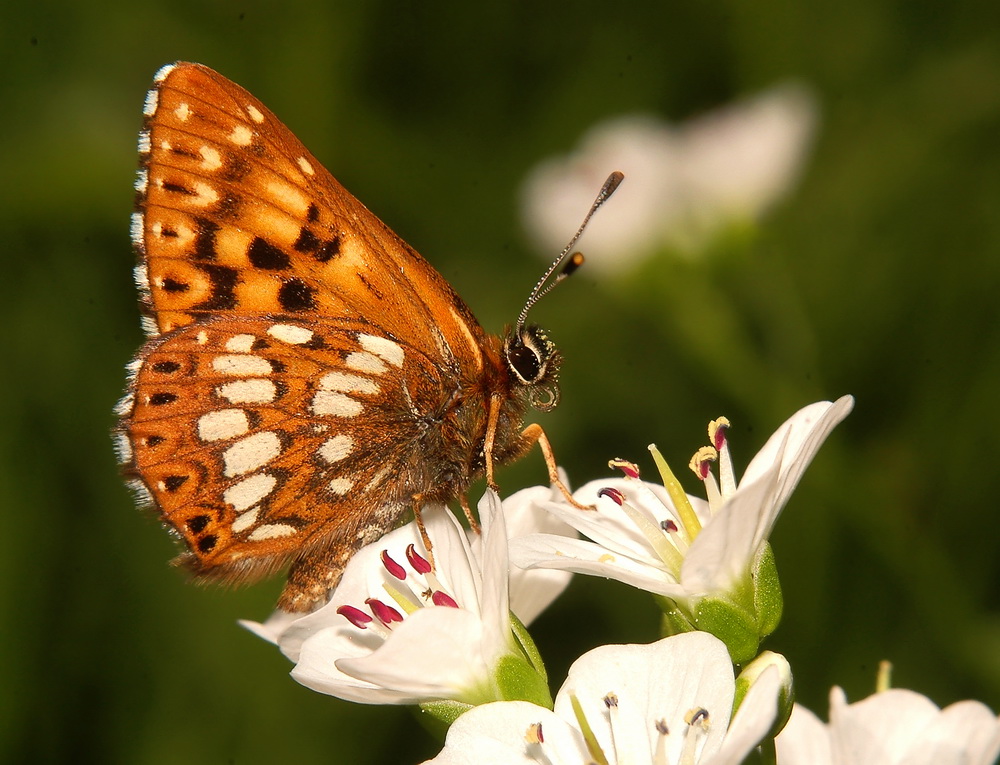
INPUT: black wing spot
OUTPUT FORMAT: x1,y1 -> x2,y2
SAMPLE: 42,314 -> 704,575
161,181 -> 193,196
146,435 -> 166,447
193,263 -> 238,310
162,278 -> 189,293
307,203 -> 320,222
163,475 -> 189,492
248,237 -> 292,270
151,360 -> 181,374
187,515 -> 210,533
277,278 -> 316,311
148,392 -> 177,406
192,218 -> 220,261
197,534 -> 218,553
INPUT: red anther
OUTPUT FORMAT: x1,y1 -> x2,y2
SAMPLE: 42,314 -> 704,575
381,549 -> 406,580
597,487 -> 626,505
431,590 -> 459,608
337,605 -> 373,629
608,457 -> 640,479
661,519 -> 678,533
406,543 -> 432,574
365,598 -> 403,625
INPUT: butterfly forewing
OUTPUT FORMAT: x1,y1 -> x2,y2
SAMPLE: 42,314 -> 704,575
135,62 -> 488,365
119,62 -> 545,612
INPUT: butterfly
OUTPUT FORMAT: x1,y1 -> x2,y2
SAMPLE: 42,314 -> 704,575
115,62 -> 621,612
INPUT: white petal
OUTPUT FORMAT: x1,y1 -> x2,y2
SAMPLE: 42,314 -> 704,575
495,484 -> 577,625
775,704 -> 833,765
711,665 -> 781,765
330,608 -> 492,703
741,396 -> 853,526
680,461 -> 782,593
423,701 -> 588,764
554,632 -> 737,763
476,490 -> 513,662
509,533 -> 688,597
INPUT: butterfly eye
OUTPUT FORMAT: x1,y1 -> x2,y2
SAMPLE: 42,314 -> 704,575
504,325 -> 562,411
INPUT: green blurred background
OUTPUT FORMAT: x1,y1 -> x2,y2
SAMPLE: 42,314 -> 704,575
3,2 -> 999,763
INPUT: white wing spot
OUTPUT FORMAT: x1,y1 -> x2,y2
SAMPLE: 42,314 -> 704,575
229,124 -> 253,146
225,334 -> 256,353
345,351 -> 387,375
319,371 -> 379,395
196,331 -> 209,345
174,102 -> 191,122
199,145 -> 222,171
143,88 -> 159,117
328,477 -> 354,495
217,379 -> 277,404
312,391 -> 363,418
133,264 -> 150,291
153,63 -> 176,83
358,334 -> 404,367
246,104 -> 265,123
134,168 -> 149,194
248,524 -> 297,541
231,506 -> 260,534
113,432 -> 133,464
129,212 -> 144,247
364,466 -> 391,493
197,409 -> 250,442
318,434 -> 354,464
190,181 -> 219,206
224,473 -> 277,512
297,156 -> 315,176
223,431 -> 281,477
267,323 -> 314,345
212,354 -> 272,376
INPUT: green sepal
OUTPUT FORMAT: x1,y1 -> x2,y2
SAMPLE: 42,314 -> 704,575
695,597 -> 759,666
753,543 -> 783,639
415,699 -> 473,738
494,652 -> 553,709
653,594 -> 697,637
509,610 -> 547,684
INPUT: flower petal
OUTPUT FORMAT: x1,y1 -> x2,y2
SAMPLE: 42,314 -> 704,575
774,704 -> 833,765
553,632 -> 739,763
495,483 -> 577,625
509,533 -> 688,598
422,701 -> 587,764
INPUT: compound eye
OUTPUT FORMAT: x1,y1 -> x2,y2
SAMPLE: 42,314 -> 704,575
508,339 -> 542,383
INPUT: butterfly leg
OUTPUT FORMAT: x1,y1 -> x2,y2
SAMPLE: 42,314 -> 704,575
411,496 -> 437,571
519,423 -> 592,511
459,494 -> 481,534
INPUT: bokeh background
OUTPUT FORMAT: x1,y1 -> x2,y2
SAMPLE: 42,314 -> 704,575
4,2 -> 999,763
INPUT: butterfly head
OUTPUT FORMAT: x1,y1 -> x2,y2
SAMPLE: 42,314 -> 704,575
503,324 -> 561,412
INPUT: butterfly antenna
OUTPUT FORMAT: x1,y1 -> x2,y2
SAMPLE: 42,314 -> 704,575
517,171 -> 624,332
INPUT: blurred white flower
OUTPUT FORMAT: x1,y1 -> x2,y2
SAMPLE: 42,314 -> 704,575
422,631 -> 782,765
522,84 -> 817,268
776,686 -> 1000,765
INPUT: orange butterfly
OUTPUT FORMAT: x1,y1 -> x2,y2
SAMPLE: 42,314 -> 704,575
115,62 -> 620,612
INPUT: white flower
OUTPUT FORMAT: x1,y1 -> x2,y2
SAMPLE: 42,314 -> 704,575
521,83 -> 817,268
776,686 -> 1000,765
242,489 -> 569,706
509,397 -> 853,660
422,631 -> 782,765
